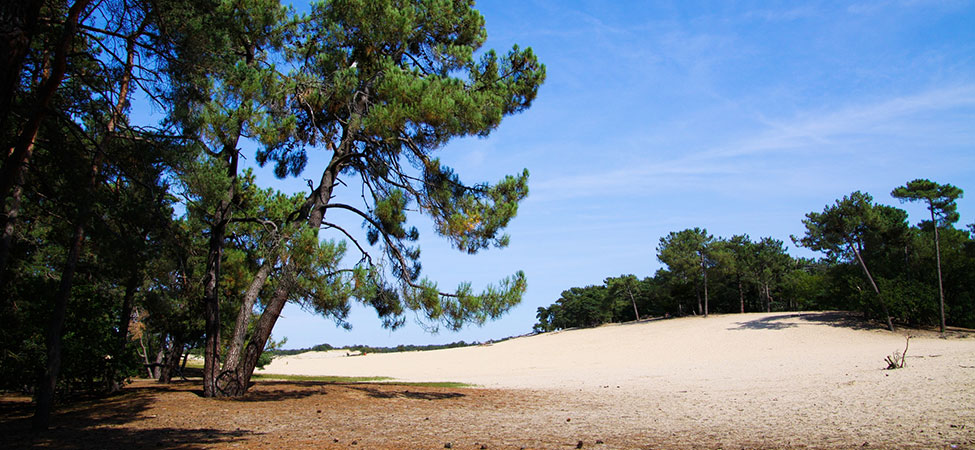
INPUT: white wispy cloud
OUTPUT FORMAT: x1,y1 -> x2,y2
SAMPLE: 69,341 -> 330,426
708,85 -> 975,159
742,6 -> 820,22
531,85 -> 975,202
847,0 -> 970,15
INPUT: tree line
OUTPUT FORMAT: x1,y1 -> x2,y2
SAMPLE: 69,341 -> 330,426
268,340 -> 478,357
534,181 -> 971,333
0,0 -> 544,429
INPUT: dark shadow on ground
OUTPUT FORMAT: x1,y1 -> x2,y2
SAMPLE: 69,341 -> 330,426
4,425 -> 252,450
1,386 -> 157,428
728,314 -> 801,330
229,387 -> 321,402
0,386 -> 254,449
728,311 -> 885,331
348,385 -> 465,400
796,311 -> 886,330
186,380 -> 325,402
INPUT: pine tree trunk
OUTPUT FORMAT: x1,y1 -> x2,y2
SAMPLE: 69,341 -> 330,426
32,221 -> 85,430
738,277 -> 745,314
116,273 -> 138,352
701,257 -> 709,317
694,281 -> 702,316
201,136 -> 242,397
33,107 -> 114,429
930,206 -> 946,334
108,272 -> 140,392
201,205 -> 227,397
628,289 -> 640,321
158,335 -> 184,383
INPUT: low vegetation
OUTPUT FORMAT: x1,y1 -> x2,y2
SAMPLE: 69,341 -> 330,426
269,341 -> 479,357
885,336 -> 911,370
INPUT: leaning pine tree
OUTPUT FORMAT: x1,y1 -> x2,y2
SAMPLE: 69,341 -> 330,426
209,0 -> 545,396
793,192 -> 897,331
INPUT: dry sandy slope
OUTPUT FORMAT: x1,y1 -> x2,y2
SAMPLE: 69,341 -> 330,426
260,311 -> 973,388
258,311 -> 975,448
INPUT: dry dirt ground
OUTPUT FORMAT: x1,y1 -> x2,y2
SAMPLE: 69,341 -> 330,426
3,312 -> 975,450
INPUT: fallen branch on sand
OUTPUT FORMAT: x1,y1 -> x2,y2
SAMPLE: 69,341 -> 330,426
885,336 -> 911,369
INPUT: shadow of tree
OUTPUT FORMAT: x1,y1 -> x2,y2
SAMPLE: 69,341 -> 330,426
7,425 -> 252,449
0,386 -> 254,449
728,314 -> 800,330
796,311 -> 884,330
186,380 -> 328,402
228,387 -> 321,402
728,311 -> 885,331
348,386 -> 465,400
182,379 -> 471,403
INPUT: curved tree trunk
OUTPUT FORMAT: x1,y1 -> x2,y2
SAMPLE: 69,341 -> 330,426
849,241 -> 894,331
628,289 -> 640,321
221,146 -> 345,397
232,282 -> 289,395
223,244 -> 281,372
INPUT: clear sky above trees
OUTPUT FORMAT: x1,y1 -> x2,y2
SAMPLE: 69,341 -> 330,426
266,0 -> 975,348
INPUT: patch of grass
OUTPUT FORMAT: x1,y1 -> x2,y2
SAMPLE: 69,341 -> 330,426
386,381 -> 474,388
183,360 -> 204,370
251,373 -> 472,387
251,373 -> 392,383
175,367 -> 471,387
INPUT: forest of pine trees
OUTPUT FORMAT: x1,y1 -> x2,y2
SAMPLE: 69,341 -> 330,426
0,0 -> 544,428
534,185 -> 972,333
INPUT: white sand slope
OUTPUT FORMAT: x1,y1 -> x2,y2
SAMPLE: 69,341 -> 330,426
260,311 -> 975,447
260,311 -> 975,390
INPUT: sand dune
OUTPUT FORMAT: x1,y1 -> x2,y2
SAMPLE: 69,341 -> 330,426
260,311 -> 975,389
256,311 -> 975,447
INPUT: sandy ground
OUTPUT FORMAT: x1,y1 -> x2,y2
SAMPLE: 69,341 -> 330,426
3,311 -> 974,449
261,311 -> 973,388
257,311 -> 975,448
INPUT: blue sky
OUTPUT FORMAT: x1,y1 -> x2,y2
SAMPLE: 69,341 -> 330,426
256,1 -> 975,349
